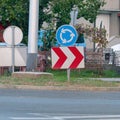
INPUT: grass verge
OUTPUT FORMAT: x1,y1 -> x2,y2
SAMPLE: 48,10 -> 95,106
0,69 -> 120,88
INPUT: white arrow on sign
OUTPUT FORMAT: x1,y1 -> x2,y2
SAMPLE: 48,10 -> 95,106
51,46 -> 85,69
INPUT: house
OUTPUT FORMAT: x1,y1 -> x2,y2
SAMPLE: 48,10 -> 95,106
96,0 -> 120,48
75,1 -> 120,50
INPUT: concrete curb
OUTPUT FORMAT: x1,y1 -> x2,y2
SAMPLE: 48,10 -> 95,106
12,72 -> 53,79
0,84 -> 120,91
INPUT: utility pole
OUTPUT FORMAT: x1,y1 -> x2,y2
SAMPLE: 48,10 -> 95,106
27,0 -> 39,71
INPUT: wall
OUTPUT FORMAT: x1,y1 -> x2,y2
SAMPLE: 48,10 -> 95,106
96,0 -> 120,46
96,14 -> 110,39
101,0 -> 120,10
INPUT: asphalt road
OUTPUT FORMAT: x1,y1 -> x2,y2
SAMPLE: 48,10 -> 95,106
0,88 -> 120,120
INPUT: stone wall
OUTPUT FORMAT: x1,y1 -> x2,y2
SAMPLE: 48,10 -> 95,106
85,49 -> 103,71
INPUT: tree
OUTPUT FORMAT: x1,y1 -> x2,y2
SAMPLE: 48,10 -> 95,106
0,0 -> 51,44
39,0 -> 53,27
75,24 -> 108,50
0,0 -> 29,43
40,0 -> 106,51
50,0 -> 105,28
0,0 -> 106,49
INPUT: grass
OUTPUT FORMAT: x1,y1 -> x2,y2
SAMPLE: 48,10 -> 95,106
0,69 -> 120,87
47,69 -> 120,87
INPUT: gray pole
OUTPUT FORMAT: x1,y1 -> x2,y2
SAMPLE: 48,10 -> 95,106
27,0 -> 39,71
93,20 -> 96,52
28,0 -> 39,53
11,26 -> 15,73
67,5 -> 78,82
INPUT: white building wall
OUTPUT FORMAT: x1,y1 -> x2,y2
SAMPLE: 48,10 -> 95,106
101,0 -> 120,10
96,0 -> 120,48
96,14 -> 110,39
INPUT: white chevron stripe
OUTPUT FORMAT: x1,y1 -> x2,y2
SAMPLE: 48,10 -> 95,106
76,46 -> 85,68
61,47 -> 75,69
51,49 -> 59,68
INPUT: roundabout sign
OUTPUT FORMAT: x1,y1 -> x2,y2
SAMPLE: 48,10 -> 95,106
56,25 -> 78,46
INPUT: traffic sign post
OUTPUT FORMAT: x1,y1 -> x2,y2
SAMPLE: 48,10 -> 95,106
55,24 -> 79,81
3,26 -> 23,73
53,6 -> 85,81
11,26 -> 15,73
51,46 -> 84,81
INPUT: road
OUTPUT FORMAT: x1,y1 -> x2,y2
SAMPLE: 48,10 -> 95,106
0,88 -> 120,120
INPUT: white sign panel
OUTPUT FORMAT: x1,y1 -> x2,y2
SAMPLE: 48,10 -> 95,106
0,47 -> 27,66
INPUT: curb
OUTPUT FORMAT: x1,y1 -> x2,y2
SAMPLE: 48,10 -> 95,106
0,84 -> 120,91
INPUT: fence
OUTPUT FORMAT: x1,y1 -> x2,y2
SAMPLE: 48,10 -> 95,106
114,51 -> 120,66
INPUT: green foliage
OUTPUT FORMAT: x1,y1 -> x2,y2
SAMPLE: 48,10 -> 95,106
0,0 -> 105,46
75,23 -> 108,49
103,70 -> 119,78
0,69 -> 120,87
39,0 -> 53,27
40,0 -> 106,51
51,0 -> 105,27
0,0 -> 51,44
39,29 -> 56,51
0,0 -> 29,43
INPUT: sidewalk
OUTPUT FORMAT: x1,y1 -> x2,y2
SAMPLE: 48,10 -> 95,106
90,78 -> 120,82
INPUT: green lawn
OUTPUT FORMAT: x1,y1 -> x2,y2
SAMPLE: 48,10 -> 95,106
0,69 -> 120,87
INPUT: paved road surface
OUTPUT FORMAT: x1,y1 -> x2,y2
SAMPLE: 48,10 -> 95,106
0,88 -> 120,120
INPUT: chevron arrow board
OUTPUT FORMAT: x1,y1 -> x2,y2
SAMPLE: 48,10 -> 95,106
51,46 -> 84,69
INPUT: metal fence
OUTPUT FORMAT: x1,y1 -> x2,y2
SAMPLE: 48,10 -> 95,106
85,48 -> 120,70
114,51 -> 120,66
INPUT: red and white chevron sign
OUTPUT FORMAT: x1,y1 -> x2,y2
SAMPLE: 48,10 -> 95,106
51,46 -> 84,69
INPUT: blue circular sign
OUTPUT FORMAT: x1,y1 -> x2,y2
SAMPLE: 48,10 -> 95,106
56,25 -> 78,46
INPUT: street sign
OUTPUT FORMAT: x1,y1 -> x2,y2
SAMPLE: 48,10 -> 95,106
51,46 -> 84,69
3,26 -> 23,45
56,25 -> 78,46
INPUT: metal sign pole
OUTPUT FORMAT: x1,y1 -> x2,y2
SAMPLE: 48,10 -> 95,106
67,68 -> 70,82
3,25 -> 23,73
67,5 -> 78,82
11,26 -> 15,73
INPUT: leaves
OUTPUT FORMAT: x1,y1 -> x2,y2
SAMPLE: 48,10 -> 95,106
0,0 -> 51,44
51,0 -> 105,27
75,24 -> 108,49
0,0 -> 106,47
0,0 -> 29,44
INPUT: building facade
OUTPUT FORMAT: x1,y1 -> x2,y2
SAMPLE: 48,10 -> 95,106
96,0 -> 120,48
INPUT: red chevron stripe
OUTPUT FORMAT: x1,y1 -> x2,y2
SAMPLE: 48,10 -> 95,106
68,46 -> 83,68
52,47 -> 67,69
